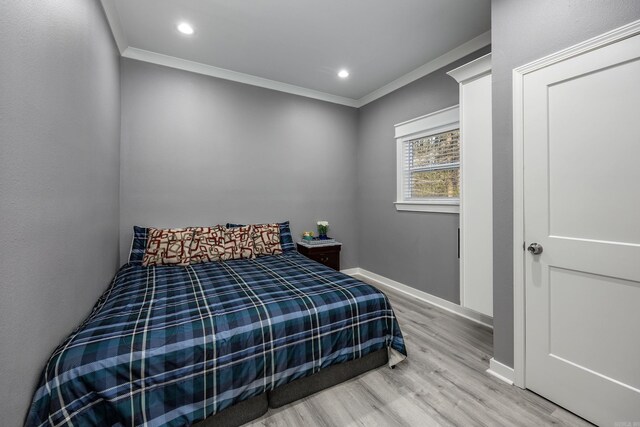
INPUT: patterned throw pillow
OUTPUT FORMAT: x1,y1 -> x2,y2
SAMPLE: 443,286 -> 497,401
190,226 -> 225,264
221,225 -> 256,260
226,221 -> 295,252
143,228 -> 194,267
252,223 -> 283,256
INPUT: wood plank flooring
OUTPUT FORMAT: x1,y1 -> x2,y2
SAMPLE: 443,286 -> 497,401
246,280 -> 592,427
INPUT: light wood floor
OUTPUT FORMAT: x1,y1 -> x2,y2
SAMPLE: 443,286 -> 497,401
246,280 -> 592,427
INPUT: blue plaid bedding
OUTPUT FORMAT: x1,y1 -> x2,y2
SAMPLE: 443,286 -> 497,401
26,252 -> 406,426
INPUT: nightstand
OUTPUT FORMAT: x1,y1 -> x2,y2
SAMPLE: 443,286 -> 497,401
296,241 -> 342,271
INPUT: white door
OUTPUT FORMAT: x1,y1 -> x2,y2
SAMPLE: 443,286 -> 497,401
523,30 -> 640,425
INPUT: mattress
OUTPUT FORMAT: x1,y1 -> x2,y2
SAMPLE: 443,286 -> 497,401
26,252 -> 406,426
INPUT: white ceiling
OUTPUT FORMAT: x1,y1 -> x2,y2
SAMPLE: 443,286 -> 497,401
102,0 -> 491,107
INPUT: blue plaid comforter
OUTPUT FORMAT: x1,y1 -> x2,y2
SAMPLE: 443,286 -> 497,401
26,252 -> 406,426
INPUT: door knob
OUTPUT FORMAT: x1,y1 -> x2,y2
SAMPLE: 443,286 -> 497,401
527,243 -> 543,255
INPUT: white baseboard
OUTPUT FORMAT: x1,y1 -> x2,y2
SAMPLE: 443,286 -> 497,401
344,267 -> 493,329
487,358 -> 515,385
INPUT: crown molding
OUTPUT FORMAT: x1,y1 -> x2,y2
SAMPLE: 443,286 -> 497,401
447,53 -> 491,84
122,47 -> 360,107
513,18 -> 640,75
355,31 -> 491,107
100,0 -> 127,54
101,0 -> 490,109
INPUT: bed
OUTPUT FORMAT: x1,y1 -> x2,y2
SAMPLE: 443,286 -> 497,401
26,251 -> 406,426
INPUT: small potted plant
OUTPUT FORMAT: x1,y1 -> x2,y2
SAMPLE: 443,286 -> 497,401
317,221 -> 329,239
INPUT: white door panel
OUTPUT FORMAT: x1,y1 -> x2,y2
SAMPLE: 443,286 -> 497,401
460,73 -> 493,316
549,267 -> 640,390
524,30 -> 640,426
547,58 -> 640,245
448,55 -> 493,318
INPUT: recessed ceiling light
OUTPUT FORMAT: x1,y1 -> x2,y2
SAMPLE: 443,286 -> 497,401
177,22 -> 194,35
338,69 -> 350,79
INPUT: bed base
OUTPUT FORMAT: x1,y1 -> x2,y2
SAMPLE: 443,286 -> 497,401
195,349 -> 389,426
196,393 -> 268,427
268,348 -> 389,408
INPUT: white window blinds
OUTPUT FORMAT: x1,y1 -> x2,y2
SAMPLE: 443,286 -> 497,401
403,130 -> 460,200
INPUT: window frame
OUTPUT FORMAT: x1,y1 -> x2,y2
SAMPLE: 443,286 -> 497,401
394,105 -> 460,213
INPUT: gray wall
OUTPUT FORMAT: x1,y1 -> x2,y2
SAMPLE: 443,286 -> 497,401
356,47 -> 490,303
0,1 -> 121,424
491,0 -> 640,367
120,59 -> 360,268
5,5 -> 636,423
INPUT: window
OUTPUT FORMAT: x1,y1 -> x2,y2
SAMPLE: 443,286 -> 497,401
395,105 -> 460,213
403,130 -> 460,199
